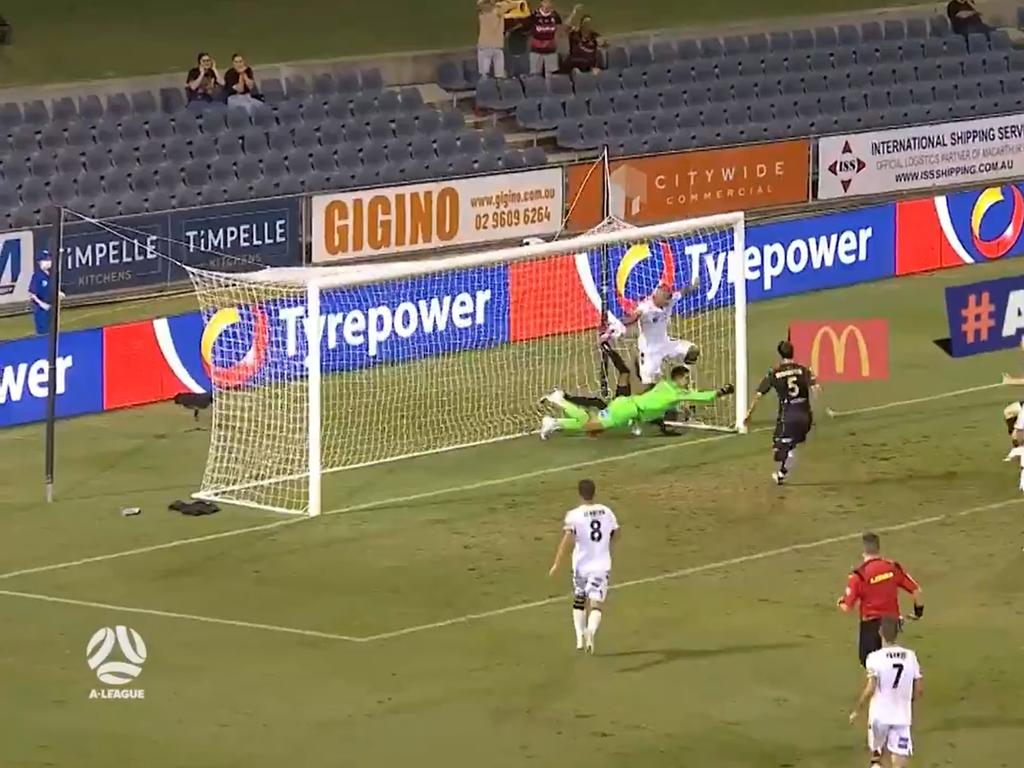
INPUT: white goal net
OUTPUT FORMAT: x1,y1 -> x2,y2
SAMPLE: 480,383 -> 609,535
186,213 -> 747,516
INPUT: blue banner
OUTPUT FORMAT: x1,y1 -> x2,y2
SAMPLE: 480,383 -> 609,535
0,328 -> 104,427
153,264 -> 513,391
29,197 -> 302,297
945,274 -> 1024,357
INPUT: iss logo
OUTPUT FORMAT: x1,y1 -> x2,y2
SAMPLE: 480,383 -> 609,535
826,141 -> 867,194
86,625 -> 147,700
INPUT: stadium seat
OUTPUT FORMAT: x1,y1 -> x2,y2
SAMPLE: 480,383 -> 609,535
437,60 -> 470,92
361,144 -> 387,168
522,145 -> 546,166
312,73 -> 335,98
217,137 -> 243,159
147,115 -> 173,141
191,137 -> 217,163
787,56 -> 810,74
410,136 -> 435,163
968,33 -> 990,55
155,165 -> 181,191
121,117 -> 147,146
929,15 -> 951,36
745,33 -> 768,54
171,115 -> 199,140
814,26 -> 838,48
475,79 -> 502,111
262,155 -> 287,179
285,76 -> 309,100
650,40 -> 676,63
413,110 -> 441,136
792,28 -> 814,50
905,17 -> 928,38
165,138 -> 190,166
139,142 -> 165,166
0,101 -> 22,129
964,55 -> 986,78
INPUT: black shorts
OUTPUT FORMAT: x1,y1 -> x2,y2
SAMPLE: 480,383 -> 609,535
773,408 -> 812,451
858,618 -> 883,667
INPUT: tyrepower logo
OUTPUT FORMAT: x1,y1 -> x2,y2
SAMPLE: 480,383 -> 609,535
0,231 -> 34,306
310,169 -> 562,261
789,320 -> 889,381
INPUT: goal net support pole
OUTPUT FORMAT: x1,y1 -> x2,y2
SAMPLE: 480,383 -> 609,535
187,213 -> 747,517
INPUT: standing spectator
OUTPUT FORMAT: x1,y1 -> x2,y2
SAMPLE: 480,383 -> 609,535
528,0 -> 581,78
947,0 -> 992,37
28,250 -> 62,336
565,14 -> 605,73
477,0 -> 517,79
224,53 -> 263,110
186,52 -> 222,103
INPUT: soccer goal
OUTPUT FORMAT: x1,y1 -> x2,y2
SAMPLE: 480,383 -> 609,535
185,212 -> 747,516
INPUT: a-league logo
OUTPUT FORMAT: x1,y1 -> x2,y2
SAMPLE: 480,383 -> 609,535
86,625 -> 147,700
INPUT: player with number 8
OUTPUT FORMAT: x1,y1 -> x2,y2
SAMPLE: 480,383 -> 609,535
548,479 -> 619,654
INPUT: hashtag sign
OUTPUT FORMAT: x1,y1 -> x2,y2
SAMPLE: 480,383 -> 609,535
960,291 -> 996,344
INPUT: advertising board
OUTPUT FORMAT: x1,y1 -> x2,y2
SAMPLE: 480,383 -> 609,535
311,169 -> 563,262
563,141 -> 811,231
819,114 -> 1024,200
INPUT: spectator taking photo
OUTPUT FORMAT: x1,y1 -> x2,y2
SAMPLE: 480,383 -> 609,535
224,53 -> 263,110
186,52 -> 222,102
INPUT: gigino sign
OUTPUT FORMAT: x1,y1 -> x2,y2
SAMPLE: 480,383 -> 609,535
788,320 -> 890,381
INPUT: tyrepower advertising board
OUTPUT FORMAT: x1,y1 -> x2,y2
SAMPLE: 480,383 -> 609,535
310,169 -> 563,261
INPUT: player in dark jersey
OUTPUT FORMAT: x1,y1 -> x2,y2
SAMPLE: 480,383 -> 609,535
743,340 -> 818,485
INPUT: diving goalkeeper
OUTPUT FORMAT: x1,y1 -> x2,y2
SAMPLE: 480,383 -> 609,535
540,365 -> 734,439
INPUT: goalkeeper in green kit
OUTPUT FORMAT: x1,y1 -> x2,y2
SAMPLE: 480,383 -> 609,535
540,365 -> 734,439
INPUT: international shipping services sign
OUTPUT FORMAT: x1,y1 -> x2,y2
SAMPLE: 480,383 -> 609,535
0,230 -> 34,306
563,140 -> 811,231
789,320 -> 890,381
895,182 -> 1024,275
311,168 -> 563,262
29,197 -> 302,297
944,274 -> 1024,357
818,113 -> 1024,200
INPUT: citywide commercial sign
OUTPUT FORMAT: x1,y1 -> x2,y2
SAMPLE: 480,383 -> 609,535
788,320 -> 890,381
563,140 -> 811,231
310,168 -> 564,262
818,113 -> 1024,200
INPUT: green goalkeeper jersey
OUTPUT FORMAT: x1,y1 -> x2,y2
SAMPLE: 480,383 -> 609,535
632,380 -> 718,423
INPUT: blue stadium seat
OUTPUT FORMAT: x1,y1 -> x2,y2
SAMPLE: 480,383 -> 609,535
745,33 -> 769,54
51,97 -> 77,123
218,137 -> 243,159
944,35 -> 968,57
415,110 -> 442,136
192,137 -> 217,163
262,155 -> 287,178
991,29 -> 1011,52
628,44 -> 654,67
837,24 -> 860,47
964,55 -> 986,78
905,17 -> 928,39
276,102 -> 303,128
55,149 -> 82,176
787,55 -> 810,74
23,100 -> 49,127
131,171 -> 156,196
522,146 -> 546,166
676,38 -> 700,60
0,102 -> 22,129
475,79 -> 502,111
792,29 -> 814,49
769,31 -> 792,52
438,60 -> 470,92
285,76 -> 309,100
650,40 -> 675,63
968,33 -> 990,55
883,20 -> 905,41
434,131 -> 459,158
11,126 -> 38,154
901,41 -> 924,61
165,138 -> 190,166
605,46 -> 629,69
809,51 -> 833,71
594,70 -> 622,92
929,15 -> 951,37
139,142 -> 165,166
814,26 -> 838,48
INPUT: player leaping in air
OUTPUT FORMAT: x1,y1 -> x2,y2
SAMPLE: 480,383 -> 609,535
625,280 -> 701,389
540,365 -> 734,439
744,340 -> 818,485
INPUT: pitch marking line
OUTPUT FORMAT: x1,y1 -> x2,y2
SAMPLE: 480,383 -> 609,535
0,381 -> 1002,585
0,497 -> 1019,644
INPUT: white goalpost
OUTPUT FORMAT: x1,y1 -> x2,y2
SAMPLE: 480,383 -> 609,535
185,213 -> 747,517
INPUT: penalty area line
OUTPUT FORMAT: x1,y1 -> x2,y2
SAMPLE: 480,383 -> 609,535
0,381 -> 1003,584
356,497 -> 1024,642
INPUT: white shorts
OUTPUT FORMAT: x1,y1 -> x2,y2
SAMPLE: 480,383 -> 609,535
572,571 -> 609,603
638,339 -> 693,384
868,722 -> 912,757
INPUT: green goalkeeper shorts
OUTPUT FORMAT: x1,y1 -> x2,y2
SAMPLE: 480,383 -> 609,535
598,397 -> 639,429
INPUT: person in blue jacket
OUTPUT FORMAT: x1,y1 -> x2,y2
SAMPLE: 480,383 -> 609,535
28,250 -> 61,335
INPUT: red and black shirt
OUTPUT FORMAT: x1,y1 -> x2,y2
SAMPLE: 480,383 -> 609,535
567,28 -> 600,71
529,9 -> 562,53
839,557 -> 920,621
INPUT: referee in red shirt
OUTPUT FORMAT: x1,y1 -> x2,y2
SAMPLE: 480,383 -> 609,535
837,532 -> 924,666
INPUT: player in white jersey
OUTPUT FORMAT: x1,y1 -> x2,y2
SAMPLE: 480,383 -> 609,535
849,617 -> 923,768
1001,401 -> 1024,492
625,282 -> 700,386
548,479 -> 619,653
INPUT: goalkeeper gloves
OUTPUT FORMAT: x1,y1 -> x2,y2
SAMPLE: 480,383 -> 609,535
912,603 -> 924,619
717,383 -> 735,396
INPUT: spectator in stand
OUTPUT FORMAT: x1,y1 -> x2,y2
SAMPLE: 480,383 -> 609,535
477,0 -> 518,79
565,14 -> 605,73
947,0 -> 992,37
224,53 -> 263,110
186,52 -> 222,103
528,0 -> 581,78
189,71 -> 225,105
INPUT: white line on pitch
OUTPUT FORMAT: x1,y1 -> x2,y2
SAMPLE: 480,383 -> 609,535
1,497 -> 1016,645
0,517 -> 304,581
0,381 -> 1001,583
0,589 -> 360,642
828,382 -> 1004,417
355,497 -> 1022,642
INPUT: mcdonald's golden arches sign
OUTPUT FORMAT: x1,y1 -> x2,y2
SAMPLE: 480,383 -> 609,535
789,320 -> 889,382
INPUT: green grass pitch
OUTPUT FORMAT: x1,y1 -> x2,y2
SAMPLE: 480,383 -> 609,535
2,257 -> 1024,767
